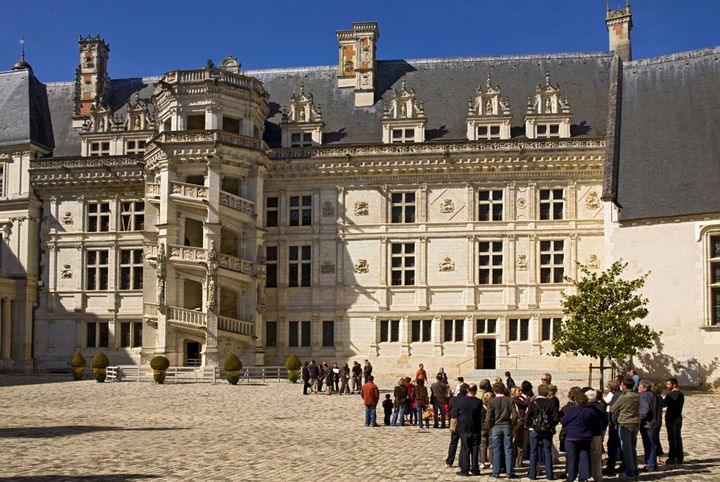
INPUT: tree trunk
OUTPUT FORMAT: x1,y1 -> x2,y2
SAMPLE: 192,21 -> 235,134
599,356 -> 605,389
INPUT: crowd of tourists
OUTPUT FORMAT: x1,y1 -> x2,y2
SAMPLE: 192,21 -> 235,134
355,365 -> 685,481
299,359 -> 375,395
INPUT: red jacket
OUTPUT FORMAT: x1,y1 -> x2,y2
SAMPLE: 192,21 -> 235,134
361,381 -> 380,406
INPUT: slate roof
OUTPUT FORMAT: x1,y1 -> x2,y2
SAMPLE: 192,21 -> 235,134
0,69 -> 54,151
607,47 -> 720,221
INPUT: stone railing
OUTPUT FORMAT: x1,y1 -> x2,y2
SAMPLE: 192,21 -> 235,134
170,181 -> 209,201
218,316 -> 254,337
144,243 -> 159,259
167,306 -> 208,328
218,254 -> 255,275
163,68 -> 267,96
30,155 -> 143,171
151,130 -> 266,152
219,191 -> 255,216
143,302 -> 159,318
146,182 -> 161,198
168,244 -> 207,262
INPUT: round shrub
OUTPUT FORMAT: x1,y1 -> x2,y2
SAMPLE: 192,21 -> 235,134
284,353 -> 302,371
287,370 -> 300,383
150,355 -> 170,371
91,352 -> 110,369
70,352 -> 86,368
223,353 -> 243,372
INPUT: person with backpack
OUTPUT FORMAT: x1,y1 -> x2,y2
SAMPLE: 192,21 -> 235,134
525,383 -> 560,480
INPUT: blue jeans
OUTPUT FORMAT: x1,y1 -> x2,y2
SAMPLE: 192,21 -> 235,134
433,402 -> 447,428
364,405 -> 377,426
491,425 -> 514,476
640,425 -> 657,470
528,430 -> 554,479
618,426 -> 638,476
391,405 -> 405,426
605,425 -> 621,472
565,439 -> 592,481
416,403 -> 429,428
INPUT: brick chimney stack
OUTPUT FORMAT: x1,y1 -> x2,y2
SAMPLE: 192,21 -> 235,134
606,1 -> 632,61
336,22 -> 379,108
74,35 -> 110,120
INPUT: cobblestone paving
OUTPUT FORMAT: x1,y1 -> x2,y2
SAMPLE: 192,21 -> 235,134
0,376 -> 719,481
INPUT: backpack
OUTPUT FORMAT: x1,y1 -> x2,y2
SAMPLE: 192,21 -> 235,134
531,404 -> 552,433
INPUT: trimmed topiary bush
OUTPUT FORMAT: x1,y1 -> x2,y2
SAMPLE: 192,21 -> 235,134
150,355 -> 170,384
284,354 -> 302,383
223,353 -> 243,385
91,352 -> 110,383
70,352 -> 86,380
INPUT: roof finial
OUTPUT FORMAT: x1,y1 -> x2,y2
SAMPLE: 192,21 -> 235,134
19,37 -> 25,61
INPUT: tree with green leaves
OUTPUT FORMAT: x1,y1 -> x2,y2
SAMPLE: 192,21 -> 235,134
551,260 -> 661,388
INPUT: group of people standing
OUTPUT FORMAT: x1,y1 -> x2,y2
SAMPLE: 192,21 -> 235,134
300,359 -> 372,395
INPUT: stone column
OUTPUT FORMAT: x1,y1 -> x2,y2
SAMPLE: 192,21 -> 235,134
399,315 -> 410,357
1,299 -> 12,359
205,105 -> 221,130
464,315 -> 474,357
431,314 -> 442,357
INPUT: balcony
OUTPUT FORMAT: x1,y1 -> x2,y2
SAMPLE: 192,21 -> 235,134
167,306 -> 208,329
151,130 -> 266,152
219,190 -> 255,216
218,316 -> 255,337
218,253 -> 255,276
168,245 -> 207,265
146,182 -> 160,200
170,181 -> 209,204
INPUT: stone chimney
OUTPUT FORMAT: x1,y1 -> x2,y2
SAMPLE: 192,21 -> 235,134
336,22 -> 379,107
606,1 -> 632,61
74,35 -> 110,120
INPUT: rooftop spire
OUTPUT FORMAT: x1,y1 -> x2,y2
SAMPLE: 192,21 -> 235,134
12,37 -> 32,71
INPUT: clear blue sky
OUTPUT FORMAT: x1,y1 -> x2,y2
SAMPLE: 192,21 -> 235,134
2,0 -> 719,82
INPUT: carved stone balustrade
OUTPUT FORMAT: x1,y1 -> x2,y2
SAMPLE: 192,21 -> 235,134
168,244 -> 208,263
219,191 -> 255,216
146,182 -> 160,199
167,306 -> 208,328
218,253 -> 255,275
170,181 -> 209,201
218,315 -> 254,337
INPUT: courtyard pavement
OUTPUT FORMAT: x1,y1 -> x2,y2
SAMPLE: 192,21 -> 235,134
0,375 -> 718,481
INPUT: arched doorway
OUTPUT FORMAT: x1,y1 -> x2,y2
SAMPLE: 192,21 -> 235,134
185,340 -> 201,366
475,338 -> 496,369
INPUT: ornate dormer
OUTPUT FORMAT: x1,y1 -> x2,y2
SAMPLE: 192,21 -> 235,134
466,74 -> 512,140
524,72 -> 572,139
82,103 -> 114,134
280,83 -> 324,147
126,93 -> 156,132
381,80 -> 426,144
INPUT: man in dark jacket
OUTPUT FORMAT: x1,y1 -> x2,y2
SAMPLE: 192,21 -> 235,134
639,380 -> 661,471
505,371 -> 516,390
525,383 -> 560,480
431,374 -> 450,429
604,381 -> 623,475
307,360 -> 318,394
610,377 -> 641,478
487,382 -> 518,478
446,383 -> 468,469
455,384 -> 485,476
301,361 -> 310,395
664,377 -> 684,464
391,378 -> 408,426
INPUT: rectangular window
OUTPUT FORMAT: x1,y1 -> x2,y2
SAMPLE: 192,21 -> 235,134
391,192 -> 416,223
86,321 -> 109,348
477,125 -> 501,140
288,245 -> 311,287
89,141 -> 110,157
86,250 -> 109,290
223,116 -> 240,134
476,317 -> 497,334
125,140 -> 146,155
541,317 -> 562,341
288,321 -> 299,347
536,124 -> 560,138
266,246 -> 278,288
87,202 -> 110,232
411,319 -> 432,343
133,322 -> 142,348
120,249 -> 143,290
290,132 -> 313,147
186,115 -> 205,130
709,235 -> 720,325
266,321 -> 277,347
540,240 -> 565,284
0,163 -> 5,197
478,190 -> 503,221
391,242 -> 415,286
322,321 -> 334,347
509,318 -> 529,342
266,196 -> 279,227
301,321 -> 311,347
443,319 -> 464,342
86,322 -> 96,348
289,195 -> 312,226
391,128 -> 415,143
479,241 -> 503,285
120,201 -> 144,231
380,320 -> 400,343
120,322 -> 131,348
539,188 -> 564,220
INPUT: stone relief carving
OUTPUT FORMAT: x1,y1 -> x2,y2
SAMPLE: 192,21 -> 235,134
61,264 -> 72,278
354,201 -> 369,216
322,201 -> 334,217
354,259 -> 369,274
517,198 -> 527,209
156,243 -> 167,310
206,241 -> 219,312
587,254 -> 600,269
440,199 -> 455,214
61,212 -> 73,225
321,261 -> 335,274
516,254 -> 528,270
585,191 -> 601,210
438,257 -> 455,272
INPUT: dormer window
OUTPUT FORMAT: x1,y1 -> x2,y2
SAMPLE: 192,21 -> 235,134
466,74 -> 512,141
186,114 -> 205,130
382,80 -> 426,144
89,141 -> 110,157
281,83 -> 324,147
126,140 -> 147,155
524,72 -> 572,139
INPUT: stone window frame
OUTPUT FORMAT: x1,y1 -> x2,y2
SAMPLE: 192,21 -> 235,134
119,200 -> 144,231
379,319 -> 400,343
476,124 -> 502,140
89,140 -> 110,157
443,318 -> 464,343
541,317 -> 562,342
539,188 -> 565,220
290,131 -> 314,147
86,201 -> 111,232
411,319 -> 432,343
86,321 -> 109,348
476,317 -> 498,335
125,139 -> 147,155
478,189 -> 504,221
265,196 -> 279,228
478,240 -> 504,285
288,244 -> 312,288
535,123 -> 561,138
119,248 -> 143,291
390,127 -> 415,144
705,230 -> 720,326
508,318 -> 530,342
265,245 -> 278,288
390,241 -> 416,286
288,320 -> 311,347
119,321 -> 143,348
265,321 -> 277,347
390,191 -> 416,224
85,249 -> 109,290
539,239 -> 565,284
322,320 -> 335,348
288,194 -> 312,227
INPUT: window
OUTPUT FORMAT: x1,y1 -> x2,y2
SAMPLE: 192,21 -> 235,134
478,190 -> 503,221
89,141 -> 110,157
477,125 -> 501,140
223,116 -> 240,134
86,250 -> 109,290
0,163 -> 5,197
541,317 -> 562,341
120,249 -> 143,290
391,128 -> 415,143
289,321 -> 298,347
87,202 -> 110,232
301,321 -> 311,347
120,201 -> 144,231
391,242 -> 415,286
288,245 -> 311,287
266,246 -> 278,288
443,319 -> 464,342
391,192 -> 415,223
126,140 -> 146,155
322,321 -> 334,347
87,321 -> 109,348
540,240 -> 565,283
120,321 -> 142,348
266,321 -> 277,347
539,189 -> 564,220
289,195 -> 312,226
380,320 -> 400,343
186,114 -> 205,130
536,124 -> 560,138
266,197 -> 279,227
411,319 -> 432,343
479,241 -> 503,285
709,235 -> 720,325
509,318 -> 529,342
476,317 -> 497,334
291,132 -> 313,147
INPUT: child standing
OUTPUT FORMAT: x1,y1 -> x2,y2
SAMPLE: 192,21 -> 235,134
382,394 -> 394,426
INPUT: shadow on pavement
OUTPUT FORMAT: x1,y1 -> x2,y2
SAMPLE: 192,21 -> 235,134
0,425 -> 187,438
0,475 -> 159,481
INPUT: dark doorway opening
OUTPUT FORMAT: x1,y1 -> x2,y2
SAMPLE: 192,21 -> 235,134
185,341 -> 201,366
475,338 -> 496,369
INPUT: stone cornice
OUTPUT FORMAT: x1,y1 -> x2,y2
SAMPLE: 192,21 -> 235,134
29,155 -> 144,189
